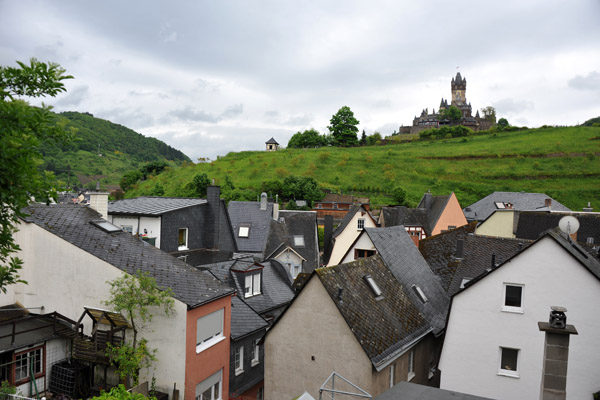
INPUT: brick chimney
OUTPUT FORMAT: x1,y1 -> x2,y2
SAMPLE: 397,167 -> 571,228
538,307 -> 578,400
206,186 -> 221,249
544,198 -> 552,208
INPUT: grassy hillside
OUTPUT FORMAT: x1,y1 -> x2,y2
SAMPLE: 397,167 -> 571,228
127,126 -> 600,210
41,111 -> 191,190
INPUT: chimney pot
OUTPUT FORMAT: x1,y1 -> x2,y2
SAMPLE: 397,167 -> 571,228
549,306 -> 567,329
545,198 -> 552,208
260,192 -> 268,211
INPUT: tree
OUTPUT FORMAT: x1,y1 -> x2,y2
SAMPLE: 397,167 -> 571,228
359,130 -> 367,146
190,173 -> 210,197
440,105 -> 462,123
367,132 -> 382,146
481,106 -> 497,123
280,176 -> 323,207
120,170 -> 143,192
497,118 -> 509,130
328,106 -> 360,147
0,58 -> 74,293
287,129 -> 327,148
391,186 -> 408,206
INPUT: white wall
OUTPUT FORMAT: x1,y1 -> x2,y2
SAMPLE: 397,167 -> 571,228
109,215 -> 162,248
475,210 -> 515,238
328,210 -> 376,266
439,236 -> 600,399
10,222 -> 188,397
340,233 -> 375,264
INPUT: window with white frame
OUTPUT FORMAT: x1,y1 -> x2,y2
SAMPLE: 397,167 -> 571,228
293,235 -> 305,247
15,347 -> 43,383
290,264 -> 301,279
238,225 -> 250,238
195,369 -> 222,400
251,339 -> 260,366
407,349 -> 415,381
357,218 -> 365,230
234,346 -> 244,375
502,283 -> 524,313
244,273 -> 261,298
178,228 -> 188,250
121,225 -> 133,233
498,347 -> 519,377
196,309 -> 225,353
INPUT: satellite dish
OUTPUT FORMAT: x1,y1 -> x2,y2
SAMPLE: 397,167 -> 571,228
559,216 -> 580,235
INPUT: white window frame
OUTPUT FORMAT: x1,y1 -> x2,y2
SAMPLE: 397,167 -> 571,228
178,227 -> 188,250
251,339 -> 260,366
121,225 -> 133,233
502,283 -> 524,313
238,225 -> 250,238
290,264 -> 301,279
234,346 -> 244,375
293,235 -> 305,247
195,370 -> 222,400
196,309 -> 225,353
407,349 -> 415,381
244,273 -> 261,298
498,347 -> 520,378
357,218 -> 365,230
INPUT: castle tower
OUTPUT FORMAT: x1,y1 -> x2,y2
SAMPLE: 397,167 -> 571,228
451,72 -> 466,106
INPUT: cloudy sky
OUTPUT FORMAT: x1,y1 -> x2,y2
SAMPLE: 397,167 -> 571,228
2,1 -> 599,160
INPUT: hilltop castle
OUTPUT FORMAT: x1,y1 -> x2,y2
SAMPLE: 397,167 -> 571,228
403,72 -> 494,134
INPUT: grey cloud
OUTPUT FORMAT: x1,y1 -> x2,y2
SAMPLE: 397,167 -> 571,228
166,104 -> 244,123
221,104 -> 243,119
97,107 -> 155,130
493,98 -> 534,115
128,90 -> 170,99
159,23 -> 177,43
55,85 -> 89,107
284,113 -> 314,126
568,71 -> 600,91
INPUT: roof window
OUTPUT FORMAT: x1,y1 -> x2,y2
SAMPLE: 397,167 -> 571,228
412,284 -> 428,303
363,275 -> 384,300
90,220 -> 122,233
294,235 -> 305,247
238,225 -> 250,238
494,202 -> 505,209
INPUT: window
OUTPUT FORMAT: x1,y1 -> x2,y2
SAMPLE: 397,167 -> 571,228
238,225 -> 250,238
256,387 -> 264,400
234,346 -> 244,375
502,284 -> 524,313
407,350 -> 415,381
244,273 -> 261,298
389,363 -> 395,388
294,235 -> 305,247
355,249 -> 376,259
195,370 -> 222,400
196,309 -> 225,353
357,218 -> 365,230
333,204 -> 338,209
121,225 -> 133,233
495,202 -> 506,209
178,228 -> 188,250
251,339 -> 260,366
15,347 -> 43,383
498,347 -> 519,377
290,264 -> 301,279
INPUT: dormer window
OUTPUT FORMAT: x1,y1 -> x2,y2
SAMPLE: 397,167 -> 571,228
244,273 -> 261,298
294,235 -> 305,247
239,225 -> 250,238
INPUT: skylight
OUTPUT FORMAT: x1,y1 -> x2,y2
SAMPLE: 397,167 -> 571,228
294,235 -> 305,247
90,220 -> 122,233
412,284 -> 428,303
363,275 -> 383,299
494,202 -> 506,209
238,226 -> 250,238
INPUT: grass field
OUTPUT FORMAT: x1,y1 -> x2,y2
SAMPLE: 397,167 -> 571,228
127,126 -> 600,210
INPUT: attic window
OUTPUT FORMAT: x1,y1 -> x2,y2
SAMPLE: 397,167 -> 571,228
412,284 -> 428,303
238,225 -> 250,238
90,220 -> 122,233
294,235 -> 305,247
363,275 -> 384,300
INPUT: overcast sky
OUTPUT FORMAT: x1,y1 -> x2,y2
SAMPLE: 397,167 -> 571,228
2,1 -> 599,160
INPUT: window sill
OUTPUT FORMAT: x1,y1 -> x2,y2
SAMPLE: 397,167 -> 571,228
501,307 -> 524,314
196,335 -> 226,353
251,359 -> 259,367
497,371 -> 519,379
235,368 -> 244,376
407,372 -> 415,382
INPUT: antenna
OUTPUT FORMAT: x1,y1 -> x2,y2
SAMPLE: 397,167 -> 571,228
558,216 -> 580,236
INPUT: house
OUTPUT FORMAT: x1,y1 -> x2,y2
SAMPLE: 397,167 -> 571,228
419,222 -> 531,296
265,253 -> 447,399
107,186 -> 237,258
462,191 -> 570,223
5,203 -> 236,400
438,229 -> 600,399
380,192 -> 467,245
325,204 -> 377,266
263,210 -> 320,279
312,193 -> 370,226
228,194 -> 278,259
265,138 -> 279,151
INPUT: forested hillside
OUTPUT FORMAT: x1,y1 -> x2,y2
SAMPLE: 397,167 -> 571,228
126,125 -> 600,211
40,111 -> 190,190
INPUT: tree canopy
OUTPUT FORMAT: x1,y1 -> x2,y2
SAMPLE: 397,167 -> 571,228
440,105 -> 462,123
287,128 -> 328,148
328,106 -> 360,147
0,58 -> 74,292
481,106 -> 497,123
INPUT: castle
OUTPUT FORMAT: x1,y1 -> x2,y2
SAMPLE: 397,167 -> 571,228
403,72 -> 494,134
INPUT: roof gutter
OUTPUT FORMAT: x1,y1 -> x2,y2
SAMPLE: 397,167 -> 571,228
373,327 -> 433,372
188,290 -> 236,310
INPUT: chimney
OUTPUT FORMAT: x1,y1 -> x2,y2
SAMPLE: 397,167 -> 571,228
260,192 -> 268,211
89,191 -> 109,220
538,307 -> 578,400
455,239 -> 464,259
545,198 -> 552,208
323,215 -> 334,265
273,202 -> 280,221
206,186 -> 221,249
491,253 -> 496,268
582,202 -> 593,212
421,190 -> 433,210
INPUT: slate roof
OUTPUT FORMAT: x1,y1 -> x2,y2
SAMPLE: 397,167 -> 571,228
230,296 -> 269,341
375,381 -> 493,400
381,206 -> 430,233
108,197 -> 207,216
365,226 -> 449,333
419,222 -> 532,296
332,204 -> 374,239
22,204 -> 234,308
264,210 -> 319,274
316,255 -> 431,370
515,211 -> 600,245
463,191 -> 570,221
228,201 -> 274,254
417,193 -> 451,232
265,137 -> 279,144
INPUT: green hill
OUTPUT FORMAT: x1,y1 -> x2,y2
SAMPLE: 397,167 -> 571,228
126,125 -> 600,210
41,111 -> 191,190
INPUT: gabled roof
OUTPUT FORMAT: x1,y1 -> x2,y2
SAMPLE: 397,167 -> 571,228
317,193 -> 354,204
266,137 -> 279,144
375,381 -> 493,400
230,296 -> 269,341
22,204 -> 234,308
463,191 -> 570,221
332,204 -> 375,239
419,223 -> 532,296
108,197 -> 207,216
317,255 -> 431,370
417,193 -> 452,232
381,206 -> 430,233
228,201 -> 274,254
515,211 -> 600,244
264,210 -> 319,273
365,226 -> 449,333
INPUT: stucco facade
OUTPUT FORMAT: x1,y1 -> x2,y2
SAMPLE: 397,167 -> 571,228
109,215 -> 162,247
474,210 -> 516,238
439,235 -> 600,399
327,210 -> 377,267
340,232 -> 376,264
430,193 -> 467,236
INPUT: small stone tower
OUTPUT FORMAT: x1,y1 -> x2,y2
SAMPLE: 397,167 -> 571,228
266,137 -> 279,151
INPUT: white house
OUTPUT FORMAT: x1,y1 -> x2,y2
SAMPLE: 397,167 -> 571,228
439,230 -> 600,399
326,205 -> 377,266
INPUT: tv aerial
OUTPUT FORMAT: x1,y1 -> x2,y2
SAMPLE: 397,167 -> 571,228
558,216 -> 580,237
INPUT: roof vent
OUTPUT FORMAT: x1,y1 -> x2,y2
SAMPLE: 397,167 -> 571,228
363,275 -> 383,300
412,284 -> 428,303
